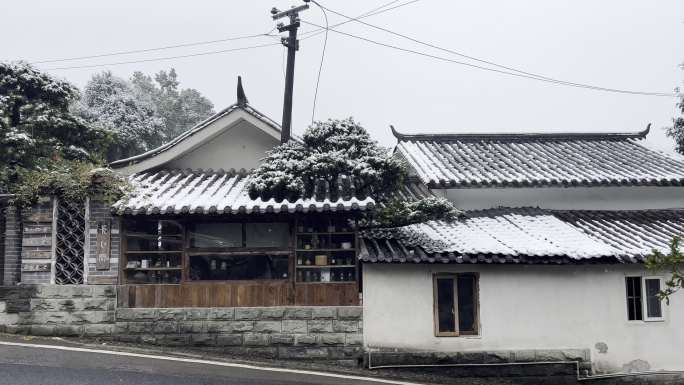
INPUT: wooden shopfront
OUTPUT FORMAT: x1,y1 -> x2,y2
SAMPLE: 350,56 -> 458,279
118,213 -> 361,308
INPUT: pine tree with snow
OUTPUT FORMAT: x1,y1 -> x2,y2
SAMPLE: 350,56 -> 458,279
248,117 -> 462,227
0,61 -> 109,193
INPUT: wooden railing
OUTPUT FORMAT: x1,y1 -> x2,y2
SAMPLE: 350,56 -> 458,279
117,281 -> 359,308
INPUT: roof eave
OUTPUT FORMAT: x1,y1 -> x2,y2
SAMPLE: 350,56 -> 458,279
390,123 -> 651,142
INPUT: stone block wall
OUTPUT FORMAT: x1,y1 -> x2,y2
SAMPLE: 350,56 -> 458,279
0,285 -> 363,364
86,199 -> 121,285
0,285 -> 116,337
115,306 -> 363,363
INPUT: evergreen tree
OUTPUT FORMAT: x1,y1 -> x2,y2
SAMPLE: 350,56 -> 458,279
131,69 -> 214,140
77,71 -> 165,161
0,61 -> 109,193
248,118 -> 462,227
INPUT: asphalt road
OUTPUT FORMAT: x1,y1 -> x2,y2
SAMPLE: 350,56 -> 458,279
0,341 -> 417,385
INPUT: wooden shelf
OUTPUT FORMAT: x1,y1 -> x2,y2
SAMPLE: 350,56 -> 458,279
296,232 -> 355,235
125,250 -> 183,254
296,265 -> 355,269
125,232 -> 183,239
296,281 -> 356,284
125,267 -> 182,271
295,248 -> 355,252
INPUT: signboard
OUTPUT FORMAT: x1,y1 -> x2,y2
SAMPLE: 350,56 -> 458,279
96,221 -> 111,270
22,263 -> 50,272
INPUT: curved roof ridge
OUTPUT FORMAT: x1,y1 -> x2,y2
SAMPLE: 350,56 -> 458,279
390,123 -> 651,142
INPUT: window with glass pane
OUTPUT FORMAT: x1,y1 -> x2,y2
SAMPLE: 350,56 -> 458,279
189,223 -> 243,248
644,278 -> 663,320
436,278 -> 456,334
625,277 -> 643,321
457,274 -> 477,334
188,254 -> 289,281
433,274 -> 479,336
123,219 -> 183,284
246,223 -> 289,247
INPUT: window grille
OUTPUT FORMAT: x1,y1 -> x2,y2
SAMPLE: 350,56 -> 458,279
54,199 -> 85,284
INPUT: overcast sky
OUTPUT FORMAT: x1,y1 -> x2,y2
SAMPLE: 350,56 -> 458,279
2,0 -> 683,154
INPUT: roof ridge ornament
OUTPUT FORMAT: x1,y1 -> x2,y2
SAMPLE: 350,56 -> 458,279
390,124 -> 652,142
237,75 -> 248,107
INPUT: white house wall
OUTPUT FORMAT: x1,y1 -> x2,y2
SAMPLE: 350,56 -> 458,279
166,119 -> 278,171
443,186 -> 684,210
362,263 -> 684,372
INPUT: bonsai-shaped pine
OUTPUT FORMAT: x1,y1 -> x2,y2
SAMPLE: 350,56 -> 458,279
247,117 -> 461,227
646,236 -> 684,304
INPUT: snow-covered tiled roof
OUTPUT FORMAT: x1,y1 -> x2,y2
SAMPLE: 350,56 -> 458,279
114,169 -> 374,215
359,208 -> 684,264
392,125 -> 684,188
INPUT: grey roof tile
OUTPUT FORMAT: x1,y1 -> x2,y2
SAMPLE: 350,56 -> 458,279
114,169 -> 375,215
359,208 -> 684,264
392,126 -> 684,188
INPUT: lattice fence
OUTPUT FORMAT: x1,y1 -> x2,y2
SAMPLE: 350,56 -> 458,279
55,199 -> 85,285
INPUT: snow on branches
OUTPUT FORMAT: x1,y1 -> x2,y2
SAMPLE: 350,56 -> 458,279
248,117 -> 462,227
248,118 -> 404,202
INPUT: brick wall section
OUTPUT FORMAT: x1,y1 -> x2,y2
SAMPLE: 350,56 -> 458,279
115,306 -> 363,363
3,205 -> 22,285
86,199 -> 121,285
21,198 -> 54,285
0,285 -> 116,337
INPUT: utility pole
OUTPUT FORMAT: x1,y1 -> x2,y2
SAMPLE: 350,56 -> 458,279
272,2 -> 309,143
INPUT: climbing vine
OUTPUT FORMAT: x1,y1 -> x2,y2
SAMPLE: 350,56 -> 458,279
12,160 -> 130,208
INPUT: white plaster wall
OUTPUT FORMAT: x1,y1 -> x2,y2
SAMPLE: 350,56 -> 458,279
165,120 -> 279,171
363,263 -> 684,372
443,186 -> 684,210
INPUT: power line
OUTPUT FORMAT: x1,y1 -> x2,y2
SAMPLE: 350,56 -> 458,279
36,0 -> 418,72
30,0 -> 413,66
32,31 -> 277,65
312,2 -> 565,83
300,19 -> 676,97
299,0 -> 419,41
44,42 -> 281,71
303,0 -> 419,122
310,0 -> 329,123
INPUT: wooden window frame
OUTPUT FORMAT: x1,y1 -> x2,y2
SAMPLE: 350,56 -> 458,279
432,273 -> 480,337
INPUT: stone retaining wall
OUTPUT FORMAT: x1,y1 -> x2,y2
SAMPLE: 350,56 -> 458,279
0,285 -> 116,337
115,306 -> 363,363
0,285 -> 363,364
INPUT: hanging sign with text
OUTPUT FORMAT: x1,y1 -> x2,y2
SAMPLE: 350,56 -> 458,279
96,221 -> 111,270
